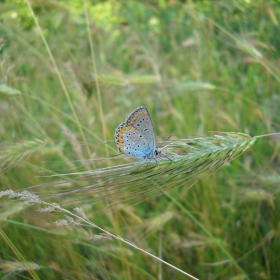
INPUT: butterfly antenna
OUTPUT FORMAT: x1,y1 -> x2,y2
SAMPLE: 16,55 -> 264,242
157,135 -> 172,149
164,154 -> 173,162
156,135 -> 173,162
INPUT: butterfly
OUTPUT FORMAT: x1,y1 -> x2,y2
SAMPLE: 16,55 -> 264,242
115,106 -> 160,159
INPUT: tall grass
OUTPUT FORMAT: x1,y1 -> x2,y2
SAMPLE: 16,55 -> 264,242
0,0 -> 280,279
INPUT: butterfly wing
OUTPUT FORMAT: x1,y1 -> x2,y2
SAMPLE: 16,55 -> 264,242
125,106 -> 156,155
115,122 -> 153,158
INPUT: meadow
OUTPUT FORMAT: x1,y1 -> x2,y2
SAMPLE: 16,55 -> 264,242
0,1 -> 280,279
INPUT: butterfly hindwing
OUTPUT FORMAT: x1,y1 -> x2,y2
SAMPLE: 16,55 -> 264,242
115,122 -> 152,158
125,106 -> 156,153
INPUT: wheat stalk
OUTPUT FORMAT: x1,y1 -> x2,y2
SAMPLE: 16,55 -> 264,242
37,133 -> 256,208
0,139 -> 46,172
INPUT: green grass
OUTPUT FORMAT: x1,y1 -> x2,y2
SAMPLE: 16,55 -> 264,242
1,0 -> 280,279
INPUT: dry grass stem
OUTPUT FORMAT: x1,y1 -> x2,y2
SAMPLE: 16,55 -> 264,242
90,233 -> 115,241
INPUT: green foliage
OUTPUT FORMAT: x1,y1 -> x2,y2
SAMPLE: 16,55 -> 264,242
0,0 -> 280,279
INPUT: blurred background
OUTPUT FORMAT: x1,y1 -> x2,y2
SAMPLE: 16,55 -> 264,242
0,0 -> 280,279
